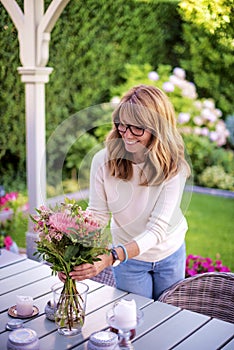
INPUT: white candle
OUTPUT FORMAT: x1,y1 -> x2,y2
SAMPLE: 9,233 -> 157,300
114,299 -> 137,329
16,295 -> 33,316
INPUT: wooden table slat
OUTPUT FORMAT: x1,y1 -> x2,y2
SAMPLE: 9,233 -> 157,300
173,318 -> 234,350
0,249 -> 26,267
0,258 -> 42,280
0,275 -> 59,312
133,308 -> 210,350
0,264 -> 52,295
220,337 -> 234,349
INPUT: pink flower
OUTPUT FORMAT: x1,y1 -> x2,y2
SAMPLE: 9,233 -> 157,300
0,192 -> 18,209
219,266 -> 231,272
49,212 -> 80,235
185,254 -> 231,277
4,236 -> 13,250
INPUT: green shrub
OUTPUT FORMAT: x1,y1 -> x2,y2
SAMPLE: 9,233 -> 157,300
198,166 -> 234,191
183,134 -> 234,184
177,0 -> 233,115
183,134 -> 216,182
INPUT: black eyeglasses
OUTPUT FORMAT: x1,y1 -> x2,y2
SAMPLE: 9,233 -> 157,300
114,122 -> 145,137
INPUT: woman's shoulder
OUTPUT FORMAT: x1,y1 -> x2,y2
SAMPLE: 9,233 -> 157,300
92,148 -> 108,166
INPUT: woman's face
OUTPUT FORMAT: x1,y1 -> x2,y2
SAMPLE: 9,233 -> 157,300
117,122 -> 152,162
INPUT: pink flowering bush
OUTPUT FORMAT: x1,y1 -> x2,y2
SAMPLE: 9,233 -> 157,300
185,254 -> 231,278
0,191 -> 18,210
0,191 -> 28,251
0,234 -> 13,250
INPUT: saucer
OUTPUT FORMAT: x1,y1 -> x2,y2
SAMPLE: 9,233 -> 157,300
8,305 -> 39,319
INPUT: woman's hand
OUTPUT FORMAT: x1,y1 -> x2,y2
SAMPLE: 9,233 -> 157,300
58,271 -> 67,283
69,254 -> 111,281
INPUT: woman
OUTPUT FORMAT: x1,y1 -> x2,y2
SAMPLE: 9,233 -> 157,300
60,85 -> 191,300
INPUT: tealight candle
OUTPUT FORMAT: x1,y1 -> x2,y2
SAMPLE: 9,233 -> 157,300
16,296 -> 33,316
114,299 -> 137,329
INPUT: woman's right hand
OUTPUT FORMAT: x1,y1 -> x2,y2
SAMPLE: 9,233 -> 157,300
58,271 -> 67,283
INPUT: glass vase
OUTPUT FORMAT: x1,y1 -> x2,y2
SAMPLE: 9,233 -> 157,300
53,279 -> 89,336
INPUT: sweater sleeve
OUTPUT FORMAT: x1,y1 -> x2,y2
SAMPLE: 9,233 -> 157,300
87,150 -> 110,227
133,169 -> 187,255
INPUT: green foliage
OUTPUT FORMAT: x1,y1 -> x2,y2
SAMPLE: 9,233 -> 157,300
1,0 -> 233,193
46,0 -> 180,128
183,134 -> 216,182
198,166 -> 234,191
177,0 -> 234,115
183,134 -> 234,185
45,104 -> 113,196
0,5 -> 26,188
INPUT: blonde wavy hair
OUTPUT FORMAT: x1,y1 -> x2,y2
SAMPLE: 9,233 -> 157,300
106,85 -> 191,185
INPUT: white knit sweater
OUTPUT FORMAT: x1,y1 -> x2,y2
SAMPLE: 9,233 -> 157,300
88,148 -> 188,262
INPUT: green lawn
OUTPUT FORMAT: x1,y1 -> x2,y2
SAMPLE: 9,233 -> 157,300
185,192 -> 234,272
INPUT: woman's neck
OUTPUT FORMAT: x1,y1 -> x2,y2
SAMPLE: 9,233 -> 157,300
131,152 -> 146,164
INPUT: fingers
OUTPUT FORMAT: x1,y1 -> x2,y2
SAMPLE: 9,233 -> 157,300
69,263 -> 98,281
58,271 -> 66,283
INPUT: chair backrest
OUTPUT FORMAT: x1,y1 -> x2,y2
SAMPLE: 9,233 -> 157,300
158,272 -> 234,323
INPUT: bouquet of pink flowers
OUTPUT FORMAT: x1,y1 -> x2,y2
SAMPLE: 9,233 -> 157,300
185,254 -> 231,278
31,198 -> 110,332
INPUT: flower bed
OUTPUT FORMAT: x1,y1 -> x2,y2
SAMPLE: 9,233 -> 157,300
185,254 -> 231,277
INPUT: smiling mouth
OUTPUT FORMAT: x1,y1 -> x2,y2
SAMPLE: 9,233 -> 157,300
125,140 -> 138,145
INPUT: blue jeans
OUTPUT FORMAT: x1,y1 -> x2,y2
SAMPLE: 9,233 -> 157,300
113,243 -> 186,300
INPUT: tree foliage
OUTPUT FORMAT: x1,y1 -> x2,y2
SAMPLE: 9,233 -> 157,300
177,0 -> 234,115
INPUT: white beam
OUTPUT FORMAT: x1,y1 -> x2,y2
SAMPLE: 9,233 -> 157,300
37,0 -> 70,66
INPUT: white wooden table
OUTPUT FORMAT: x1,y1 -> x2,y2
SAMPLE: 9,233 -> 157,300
1,249 -> 233,350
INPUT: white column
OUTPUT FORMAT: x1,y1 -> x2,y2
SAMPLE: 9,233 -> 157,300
18,67 -> 53,260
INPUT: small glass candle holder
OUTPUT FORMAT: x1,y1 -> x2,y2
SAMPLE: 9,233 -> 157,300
106,300 -> 143,350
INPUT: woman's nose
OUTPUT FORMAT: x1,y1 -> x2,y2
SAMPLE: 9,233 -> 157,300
124,127 -> 134,138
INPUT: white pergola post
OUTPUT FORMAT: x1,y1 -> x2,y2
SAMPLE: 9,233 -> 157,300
17,67 -> 52,258
1,0 -> 70,259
